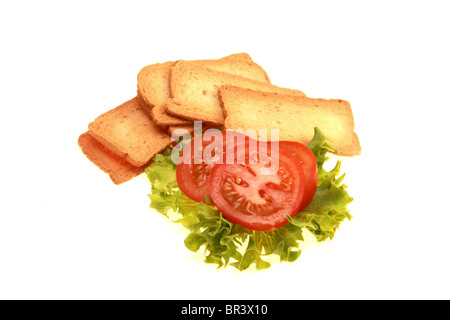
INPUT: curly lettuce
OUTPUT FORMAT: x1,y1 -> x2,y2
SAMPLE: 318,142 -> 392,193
145,128 -> 353,271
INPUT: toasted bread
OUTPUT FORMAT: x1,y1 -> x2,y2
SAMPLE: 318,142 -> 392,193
137,61 -> 176,110
221,52 -> 254,63
166,62 -> 306,125
137,53 -> 270,127
167,124 -> 195,136
78,132 -> 147,184
188,53 -> 270,83
136,81 -> 192,127
151,102 -> 193,126
88,97 -> 172,167
219,86 -> 361,156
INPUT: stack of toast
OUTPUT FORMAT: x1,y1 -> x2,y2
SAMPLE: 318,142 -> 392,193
79,53 -> 361,184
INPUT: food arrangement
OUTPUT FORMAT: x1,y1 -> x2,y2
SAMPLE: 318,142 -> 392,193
78,53 -> 361,270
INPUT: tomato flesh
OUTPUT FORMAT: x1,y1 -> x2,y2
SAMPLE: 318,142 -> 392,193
278,141 -> 318,211
209,148 -> 305,231
226,139 -> 318,211
176,130 -> 254,203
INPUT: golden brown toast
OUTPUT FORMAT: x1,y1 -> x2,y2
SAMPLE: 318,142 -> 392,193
166,62 -> 305,125
136,53 -> 271,127
219,86 -> 361,156
167,124 -> 195,136
78,132 -> 147,184
88,97 -> 172,167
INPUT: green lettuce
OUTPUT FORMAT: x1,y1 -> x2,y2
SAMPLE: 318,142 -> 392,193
145,128 -> 353,271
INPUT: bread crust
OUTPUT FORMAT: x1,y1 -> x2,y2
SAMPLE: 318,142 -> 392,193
150,103 -> 192,126
166,124 -> 195,136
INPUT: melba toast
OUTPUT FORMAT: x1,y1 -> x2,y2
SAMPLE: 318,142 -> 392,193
88,97 -> 172,167
137,61 -> 191,127
166,61 -> 306,125
78,132 -> 147,184
219,85 -> 361,156
137,53 -> 270,127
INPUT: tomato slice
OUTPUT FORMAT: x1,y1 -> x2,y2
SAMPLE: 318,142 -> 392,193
231,139 -> 318,211
176,130 -> 254,203
209,148 -> 305,231
278,141 -> 318,211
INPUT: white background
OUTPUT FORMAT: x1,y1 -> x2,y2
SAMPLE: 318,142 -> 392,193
1,0 -> 449,300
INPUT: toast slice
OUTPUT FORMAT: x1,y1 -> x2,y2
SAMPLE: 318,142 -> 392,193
167,124 -> 195,136
137,53 -> 270,127
188,53 -> 270,83
166,62 -> 306,125
78,132 -> 147,184
151,101 -> 193,126
137,61 -> 177,112
137,73 -> 192,127
219,86 -> 361,156
88,97 -> 172,167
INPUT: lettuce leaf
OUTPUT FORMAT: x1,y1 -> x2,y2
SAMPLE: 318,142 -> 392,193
145,128 -> 353,271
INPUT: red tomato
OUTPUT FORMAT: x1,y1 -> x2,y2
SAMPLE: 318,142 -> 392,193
209,148 -> 305,231
231,139 -> 318,211
176,130 -> 254,203
278,141 -> 318,211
